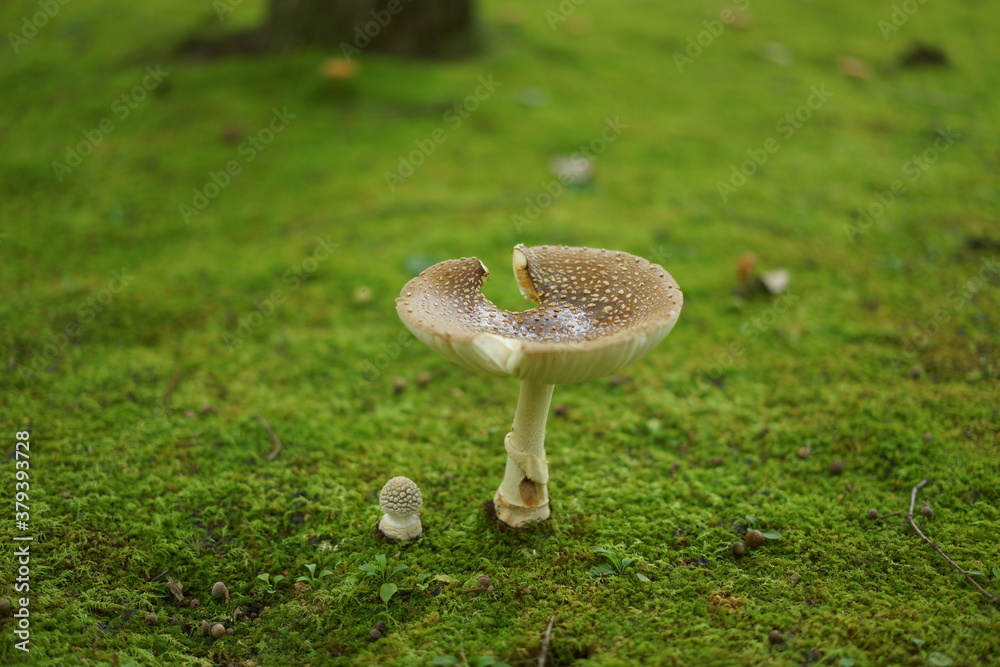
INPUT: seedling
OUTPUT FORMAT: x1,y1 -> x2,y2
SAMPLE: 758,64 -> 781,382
296,563 -> 333,583
379,582 -> 398,605
588,547 -> 650,581
256,573 -> 286,594
910,638 -> 954,666
414,572 -> 435,591
359,554 -> 408,583
360,554 -> 411,605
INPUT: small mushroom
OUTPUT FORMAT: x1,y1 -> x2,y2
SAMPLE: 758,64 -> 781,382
397,244 -> 682,527
378,476 -> 423,540
211,581 -> 229,604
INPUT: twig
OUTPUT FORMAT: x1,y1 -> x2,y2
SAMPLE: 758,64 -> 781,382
537,615 -> 556,667
255,413 -> 283,462
148,569 -> 169,583
907,478 -> 999,605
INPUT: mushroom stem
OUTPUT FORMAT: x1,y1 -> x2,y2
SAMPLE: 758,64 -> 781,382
378,511 -> 422,541
494,379 -> 554,526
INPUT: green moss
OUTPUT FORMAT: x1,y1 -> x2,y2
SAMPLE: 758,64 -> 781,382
2,0 -> 999,664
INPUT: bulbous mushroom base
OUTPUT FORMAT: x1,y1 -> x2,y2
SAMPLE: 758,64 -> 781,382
378,512 -> 423,541
493,476 -> 551,527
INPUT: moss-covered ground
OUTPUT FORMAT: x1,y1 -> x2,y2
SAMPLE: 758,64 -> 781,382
2,0 -> 999,664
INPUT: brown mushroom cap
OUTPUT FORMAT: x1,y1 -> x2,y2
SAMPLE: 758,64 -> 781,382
396,244 -> 682,385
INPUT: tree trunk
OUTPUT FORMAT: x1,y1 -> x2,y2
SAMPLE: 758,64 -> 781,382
267,0 -> 477,58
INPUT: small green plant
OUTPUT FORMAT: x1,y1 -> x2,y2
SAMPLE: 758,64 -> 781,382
360,554 -> 410,604
296,563 -> 333,583
256,572 -> 286,594
589,547 -> 650,581
359,554 -> 408,583
379,582 -> 398,604
910,638 -> 954,666
414,572 -> 434,591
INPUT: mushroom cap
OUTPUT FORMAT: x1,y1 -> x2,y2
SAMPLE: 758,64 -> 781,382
396,244 -> 682,385
379,476 -> 423,514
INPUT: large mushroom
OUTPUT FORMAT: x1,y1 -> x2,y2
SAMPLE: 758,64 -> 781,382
396,244 -> 682,527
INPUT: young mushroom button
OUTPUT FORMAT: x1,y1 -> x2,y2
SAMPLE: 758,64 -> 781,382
378,476 -> 423,541
396,244 -> 683,527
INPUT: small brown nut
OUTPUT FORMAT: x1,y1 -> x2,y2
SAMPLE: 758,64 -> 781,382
796,447 -> 811,459
169,616 -> 180,626
392,377 -> 407,394
189,598 -> 201,608
731,541 -> 746,557
201,620 -> 213,636
866,509 -> 879,520
145,613 -> 158,625
920,505 -> 933,517
0,598 -> 12,615
211,623 -> 226,639
829,460 -> 845,475
211,582 -> 228,599
370,628 -> 382,640
375,621 -> 387,633
745,530 -> 765,548
768,629 -> 783,644
486,585 -> 495,593
226,628 -> 234,635
477,576 -> 492,588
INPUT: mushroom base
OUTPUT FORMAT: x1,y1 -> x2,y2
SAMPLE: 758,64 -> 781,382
378,512 -> 423,541
492,487 -> 551,527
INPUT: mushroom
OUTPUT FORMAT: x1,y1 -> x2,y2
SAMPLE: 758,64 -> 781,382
396,244 -> 682,527
377,476 -> 423,540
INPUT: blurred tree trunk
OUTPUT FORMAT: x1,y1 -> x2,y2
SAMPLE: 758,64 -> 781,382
267,0 -> 476,57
